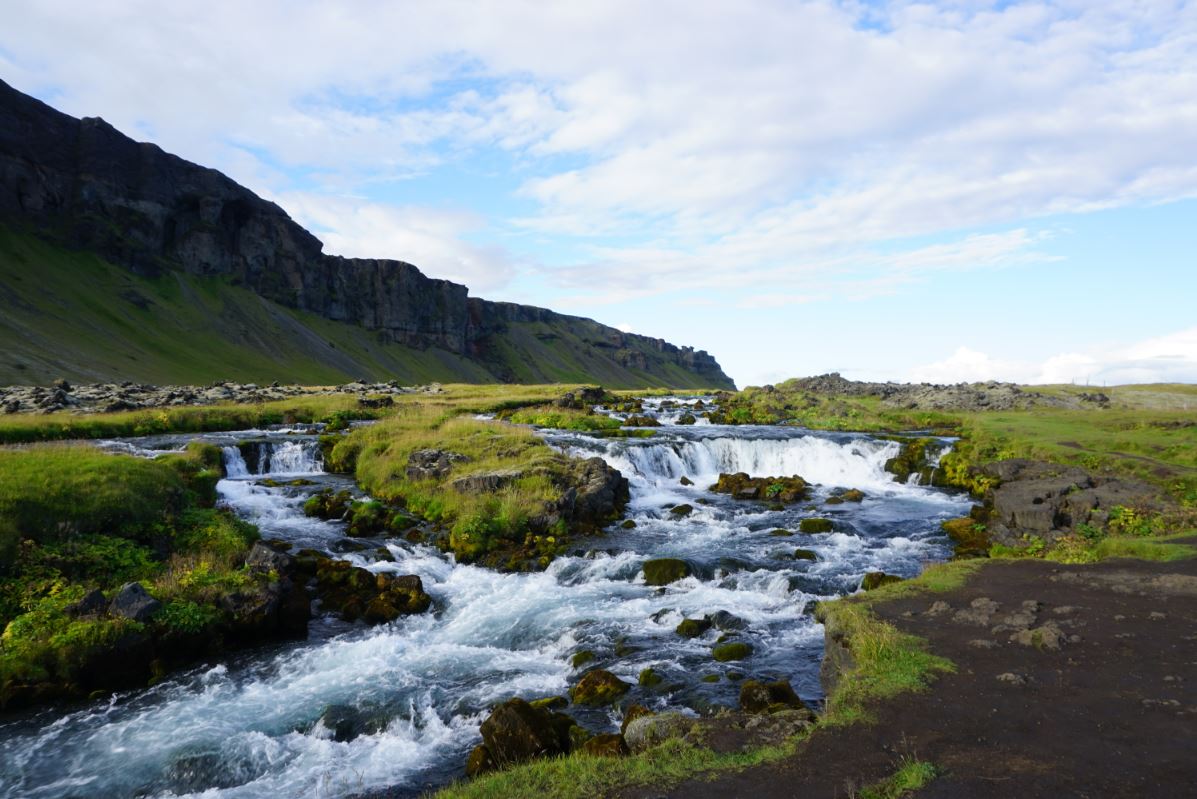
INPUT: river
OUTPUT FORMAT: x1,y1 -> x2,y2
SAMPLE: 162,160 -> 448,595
0,398 -> 970,798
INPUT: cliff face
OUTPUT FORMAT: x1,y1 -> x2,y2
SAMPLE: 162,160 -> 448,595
0,79 -> 732,388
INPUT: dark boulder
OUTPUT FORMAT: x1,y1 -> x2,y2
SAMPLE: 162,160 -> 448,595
570,669 -> 631,705
405,449 -> 469,481
739,679 -> 814,716
476,698 -> 572,769
109,583 -> 161,622
581,733 -> 630,757
642,558 -> 691,586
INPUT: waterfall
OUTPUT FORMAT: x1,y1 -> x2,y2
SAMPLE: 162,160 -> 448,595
222,445 -> 250,478
593,434 -> 902,490
267,441 -> 323,475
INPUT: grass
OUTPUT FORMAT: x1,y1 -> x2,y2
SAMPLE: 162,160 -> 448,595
434,737 -> 795,799
815,561 -> 982,727
857,758 -> 939,799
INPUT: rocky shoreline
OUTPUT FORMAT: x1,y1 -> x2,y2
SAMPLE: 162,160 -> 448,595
0,379 -> 442,415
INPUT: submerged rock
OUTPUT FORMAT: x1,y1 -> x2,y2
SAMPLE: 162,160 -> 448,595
712,641 -> 754,662
676,617 -> 713,638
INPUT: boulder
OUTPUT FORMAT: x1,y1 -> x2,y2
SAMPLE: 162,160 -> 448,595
477,698 -> 570,767
799,518 -> 834,534
711,473 -> 808,503
581,733 -> 630,757
623,712 -> 695,753
405,449 -> 469,481
739,679 -> 814,716
245,542 -> 293,574
621,703 -> 654,735
642,558 -> 691,586
669,504 -> 694,517
67,588 -> 108,617
675,617 -> 712,638
712,642 -> 753,662
465,744 -> 496,777
570,669 -> 631,705
638,667 -> 664,687
861,572 -> 903,591
108,582 -> 161,623
793,548 -> 817,561
677,413 -> 697,425
840,489 -> 866,502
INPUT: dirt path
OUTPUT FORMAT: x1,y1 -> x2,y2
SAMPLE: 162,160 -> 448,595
620,550 -> 1197,799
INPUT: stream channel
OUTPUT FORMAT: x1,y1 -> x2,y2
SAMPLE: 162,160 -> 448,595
1,398 -> 971,798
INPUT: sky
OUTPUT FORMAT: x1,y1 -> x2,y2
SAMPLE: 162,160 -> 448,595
3,0 -> 1196,388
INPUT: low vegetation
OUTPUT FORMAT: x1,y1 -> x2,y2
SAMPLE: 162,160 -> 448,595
0,442 -> 287,707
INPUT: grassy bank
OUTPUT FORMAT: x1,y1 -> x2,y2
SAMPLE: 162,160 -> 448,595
0,442 -> 290,707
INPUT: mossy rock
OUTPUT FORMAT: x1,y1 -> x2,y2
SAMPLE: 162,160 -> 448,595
700,673 -> 720,683
530,695 -> 569,711
793,548 -> 817,561
621,703 -> 654,734
620,519 -> 637,529
638,667 -> 663,687
642,558 -> 691,586
571,650 -> 595,669
712,642 -> 753,662
465,744 -> 496,777
580,733 -> 630,757
861,571 -> 904,591
669,504 -> 694,517
799,518 -> 834,534
840,489 -> 866,502
769,528 -> 792,537
941,516 -> 991,558
824,496 -> 844,505
570,669 -> 631,705
675,617 -> 712,638
710,472 -> 808,503
679,476 -> 694,486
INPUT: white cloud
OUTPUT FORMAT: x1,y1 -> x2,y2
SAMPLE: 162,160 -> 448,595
278,193 -> 519,291
908,327 -> 1197,385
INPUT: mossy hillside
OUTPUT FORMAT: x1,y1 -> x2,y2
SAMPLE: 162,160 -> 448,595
0,225 -> 730,389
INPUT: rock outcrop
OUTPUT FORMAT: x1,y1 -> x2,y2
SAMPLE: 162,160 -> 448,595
0,79 -> 733,389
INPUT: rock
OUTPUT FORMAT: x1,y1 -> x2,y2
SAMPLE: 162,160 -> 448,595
711,473 -> 808,503
676,617 -> 713,638
620,519 -> 637,529
1010,621 -> 1068,650
824,496 -> 844,505
623,415 -> 661,427
799,518 -> 834,534
621,704 -> 654,735
108,582 -> 161,622
840,489 -> 865,502
677,413 -> 697,425
562,457 -> 631,532
316,704 -> 372,742
738,679 -> 813,715
638,667 -> 664,687
581,733 -> 630,757
860,572 -> 903,591
67,588 -> 108,616
996,672 -> 1028,685
642,558 -> 691,586
477,698 -> 569,768
303,489 -> 353,520
669,504 -> 694,517
712,642 -> 753,662
245,541 -> 293,574
405,449 -> 469,481
465,744 -> 496,777
571,669 -> 631,705
571,650 -> 595,669
708,610 -> 746,631
793,548 -> 817,561
530,696 -> 569,711
679,476 -> 694,486
623,712 -> 694,753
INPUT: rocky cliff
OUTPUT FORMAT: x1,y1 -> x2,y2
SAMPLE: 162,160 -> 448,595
0,79 -> 732,388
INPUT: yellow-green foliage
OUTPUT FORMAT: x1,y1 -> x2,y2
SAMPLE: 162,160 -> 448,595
434,737 -> 794,799
343,405 -> 577,562
503,406 -> 623,432
859,758 -> 939,799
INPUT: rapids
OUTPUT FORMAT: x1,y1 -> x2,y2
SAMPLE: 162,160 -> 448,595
0,399 -> 970,798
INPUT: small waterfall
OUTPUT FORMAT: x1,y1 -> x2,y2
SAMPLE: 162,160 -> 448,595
599,434 -> 901,490
222,446 -> 250,478
267,441 -> 323,475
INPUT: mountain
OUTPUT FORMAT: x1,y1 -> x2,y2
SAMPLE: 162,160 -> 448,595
0,80 -> 733,389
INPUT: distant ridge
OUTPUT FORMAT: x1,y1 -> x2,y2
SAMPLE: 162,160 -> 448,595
0,79 -> 733,389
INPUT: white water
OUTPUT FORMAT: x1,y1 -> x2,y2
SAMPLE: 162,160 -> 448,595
0,419 -> 970,799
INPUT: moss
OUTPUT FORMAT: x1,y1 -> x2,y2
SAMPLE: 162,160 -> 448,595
799,518 -> 834,534
941,517 -> 990,559
638,667 -> 664,687
860,572 -> 903,591
793,548 -> 817,561
570,669 -> 631,705
642,558 -> 691,586
675,617 -> 712,638
711,642 -> 753,662
571,650 -> 595,669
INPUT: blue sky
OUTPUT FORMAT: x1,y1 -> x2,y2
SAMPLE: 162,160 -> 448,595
3,0 -> 1195,387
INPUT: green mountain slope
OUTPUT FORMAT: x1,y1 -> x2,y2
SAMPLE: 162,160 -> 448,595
0,227 -> 723,388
